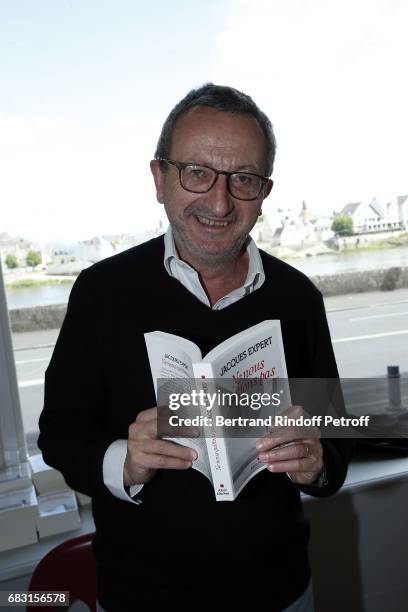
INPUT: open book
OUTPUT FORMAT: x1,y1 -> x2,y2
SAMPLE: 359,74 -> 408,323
144,320 -> 291,501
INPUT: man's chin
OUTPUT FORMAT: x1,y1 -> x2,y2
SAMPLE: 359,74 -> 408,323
172,227 -> 246,267
184,242 -> 244,268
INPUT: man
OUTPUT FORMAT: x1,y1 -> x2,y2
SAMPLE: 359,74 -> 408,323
38,83 -> 353,612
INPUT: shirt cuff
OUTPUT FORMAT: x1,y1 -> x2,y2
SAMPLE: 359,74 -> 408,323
103,439 -> 144,503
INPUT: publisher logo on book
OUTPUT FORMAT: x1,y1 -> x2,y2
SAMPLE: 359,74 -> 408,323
217,484 -> 229,496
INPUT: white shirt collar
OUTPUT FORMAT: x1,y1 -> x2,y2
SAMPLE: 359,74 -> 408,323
163,226 -> 265,309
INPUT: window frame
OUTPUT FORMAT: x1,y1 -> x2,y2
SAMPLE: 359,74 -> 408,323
0,263 -> 27,470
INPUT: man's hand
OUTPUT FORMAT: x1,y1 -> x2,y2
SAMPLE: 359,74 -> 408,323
256,405 -> 323,486
124,407 -> 197,487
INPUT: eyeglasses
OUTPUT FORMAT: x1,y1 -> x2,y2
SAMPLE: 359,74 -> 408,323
159,158 -> 271,201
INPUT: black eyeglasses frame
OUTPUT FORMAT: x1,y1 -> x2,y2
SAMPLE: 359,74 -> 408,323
158,158 -> 272,201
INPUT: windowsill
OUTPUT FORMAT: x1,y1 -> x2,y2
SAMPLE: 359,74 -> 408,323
342,450 -> 408,491
2,452 -> 408,582
302,450 -> 408,502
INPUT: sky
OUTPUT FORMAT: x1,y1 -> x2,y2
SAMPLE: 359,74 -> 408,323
1,0 -> 407,244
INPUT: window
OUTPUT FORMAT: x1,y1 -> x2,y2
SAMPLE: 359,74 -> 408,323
1,0 -> 407,503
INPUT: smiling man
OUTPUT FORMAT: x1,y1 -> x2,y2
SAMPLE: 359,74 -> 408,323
150,106 -> 273,307
38,84 -> 353,612
152,105 -> 272,261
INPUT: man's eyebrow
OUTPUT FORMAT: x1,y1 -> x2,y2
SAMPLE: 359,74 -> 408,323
233,164 -> 262,173
185,160 -> 263,173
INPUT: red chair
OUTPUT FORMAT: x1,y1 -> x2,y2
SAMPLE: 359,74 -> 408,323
28,532 -> 96,611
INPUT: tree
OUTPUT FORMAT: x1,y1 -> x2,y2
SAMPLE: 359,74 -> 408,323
26,250 -> 41,268
5,254 -> 18,269
331,215 -> 353,236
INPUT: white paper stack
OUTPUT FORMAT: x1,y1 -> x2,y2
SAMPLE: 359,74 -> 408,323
0,485 -> 38,552
0,462 -> 32,494
28,454 -> 68,496
75,491 -> 92,506
36,490 -> 81,538
28,454 -> 92,505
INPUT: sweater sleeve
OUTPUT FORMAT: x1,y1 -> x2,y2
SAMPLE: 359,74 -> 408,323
297,288 -> 355,498
38,270 -> 119,498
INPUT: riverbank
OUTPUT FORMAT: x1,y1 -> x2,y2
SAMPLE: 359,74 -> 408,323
267,231 -> 408,260
337,233 -> 408,253
8,265 -> 408,332
4,273 -> 76,289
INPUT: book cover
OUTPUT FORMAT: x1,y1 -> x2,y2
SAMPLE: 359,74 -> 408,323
144,320 -> 291,500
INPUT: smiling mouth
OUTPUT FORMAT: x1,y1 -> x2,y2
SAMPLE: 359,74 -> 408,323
195,214 -> 231,227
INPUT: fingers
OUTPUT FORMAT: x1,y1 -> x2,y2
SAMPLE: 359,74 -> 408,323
128,406 -> 162,441
127,439 -> 197,473
258,439 -> 322,473
135,406 -> 158,424
256,428 -> 320,451
128,419 -> 157,441
160,422 -> 201,439
256,405 -> 320,452
125,407 -> 198,485
135,438 -> 197,462
254,405 -> 323,478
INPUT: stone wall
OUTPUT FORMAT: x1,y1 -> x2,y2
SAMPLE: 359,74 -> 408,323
329,230 -> 407,250
312,266 -> 408,297
9,266 -> 408,332
10,304 -> 67,333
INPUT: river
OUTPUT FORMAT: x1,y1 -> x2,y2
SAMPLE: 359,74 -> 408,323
285,244 -> 408,276
5,245 -> 408,309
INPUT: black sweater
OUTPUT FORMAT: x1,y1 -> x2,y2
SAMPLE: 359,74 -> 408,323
38,236 -> 354,612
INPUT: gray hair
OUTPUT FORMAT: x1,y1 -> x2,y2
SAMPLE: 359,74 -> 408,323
154,83 -> 276,176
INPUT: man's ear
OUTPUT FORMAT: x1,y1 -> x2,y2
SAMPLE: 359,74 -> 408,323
150,160 -> 165,204
263,179 -> 273,199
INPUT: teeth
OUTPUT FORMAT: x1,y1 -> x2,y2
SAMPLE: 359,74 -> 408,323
196,215 -> 229,227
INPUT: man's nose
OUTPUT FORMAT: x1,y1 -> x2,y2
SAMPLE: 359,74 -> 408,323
206,174 -> 233,217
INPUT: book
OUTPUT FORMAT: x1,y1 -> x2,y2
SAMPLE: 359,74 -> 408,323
144,320 -> 291,501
